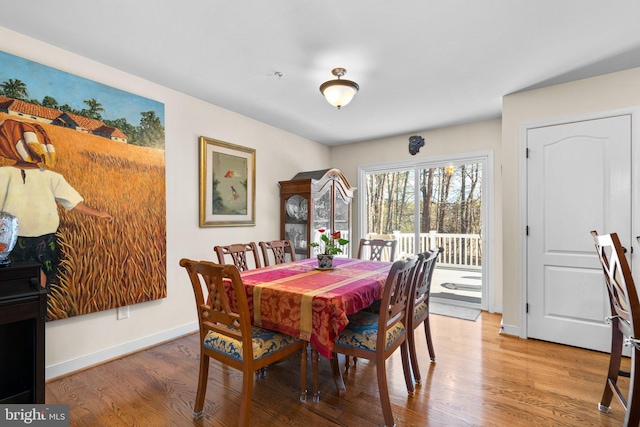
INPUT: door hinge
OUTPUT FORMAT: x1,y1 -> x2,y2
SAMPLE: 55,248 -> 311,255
632,247 -> 635,254
526,148 -> 529,158
526,303 -> 529,314
526,226 -> 529,236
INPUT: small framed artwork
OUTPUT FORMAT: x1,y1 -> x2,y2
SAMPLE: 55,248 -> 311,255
199,136 -> 256,227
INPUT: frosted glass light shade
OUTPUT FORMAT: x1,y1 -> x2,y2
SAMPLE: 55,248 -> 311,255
319,68 -> 359,109
320,81 -> 359,109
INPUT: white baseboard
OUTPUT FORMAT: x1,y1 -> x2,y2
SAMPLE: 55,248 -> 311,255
499,319 -> 520,337
46,322 -> 198,381
488,304 -> 503,314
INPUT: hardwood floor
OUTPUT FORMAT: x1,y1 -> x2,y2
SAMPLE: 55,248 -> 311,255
46,312 -> 627,426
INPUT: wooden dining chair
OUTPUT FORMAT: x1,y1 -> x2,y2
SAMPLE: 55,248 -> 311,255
591,231 -> 640,427
330,255 -> 420,427
259,239 -> 296,266
214,242 -> 262,271
179,258 -> 307,427
407,247 -> 442,385
357,238 -> 398,262
343,238 -> 400,369
344,238 -> 401,370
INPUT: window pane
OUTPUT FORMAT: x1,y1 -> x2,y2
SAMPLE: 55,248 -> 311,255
364,169 -> 415,259
421,163 -> 483,305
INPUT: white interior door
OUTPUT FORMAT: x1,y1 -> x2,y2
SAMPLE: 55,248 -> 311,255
526,115 -> 631,352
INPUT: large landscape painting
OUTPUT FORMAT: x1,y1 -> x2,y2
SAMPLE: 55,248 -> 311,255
0,50 -> 166,320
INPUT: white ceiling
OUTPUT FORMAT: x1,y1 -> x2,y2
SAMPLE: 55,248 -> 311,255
2,1 -> 640,146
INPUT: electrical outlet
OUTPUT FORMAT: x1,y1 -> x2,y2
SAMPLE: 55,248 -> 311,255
117,305 -> 129,320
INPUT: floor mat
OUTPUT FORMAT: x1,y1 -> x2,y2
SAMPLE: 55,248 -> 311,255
429,301 -> 481,321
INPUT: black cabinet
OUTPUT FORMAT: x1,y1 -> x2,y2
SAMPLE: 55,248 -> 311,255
0,261 -> 47,404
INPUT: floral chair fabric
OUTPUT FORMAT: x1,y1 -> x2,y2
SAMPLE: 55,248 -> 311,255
204,326 -> 301,362
335,311 -> 406,352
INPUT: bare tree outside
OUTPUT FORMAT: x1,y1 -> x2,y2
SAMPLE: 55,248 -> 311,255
366,165 -> 481,234
365,163 -> 482,264
364,160 -> 485,306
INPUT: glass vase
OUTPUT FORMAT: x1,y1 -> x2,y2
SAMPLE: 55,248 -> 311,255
0,211 -> 18,267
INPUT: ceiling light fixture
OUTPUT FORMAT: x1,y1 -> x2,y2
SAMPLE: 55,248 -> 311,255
319,68 -> 359,109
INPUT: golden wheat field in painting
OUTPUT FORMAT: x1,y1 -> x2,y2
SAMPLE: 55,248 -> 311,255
0,113 -> 166,320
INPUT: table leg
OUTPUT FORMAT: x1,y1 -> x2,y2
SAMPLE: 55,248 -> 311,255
299,344 -> 308,402
311,346 -> 320,402
330,353 -> 346,397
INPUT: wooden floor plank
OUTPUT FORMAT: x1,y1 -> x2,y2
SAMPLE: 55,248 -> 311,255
46,312 -> 626,426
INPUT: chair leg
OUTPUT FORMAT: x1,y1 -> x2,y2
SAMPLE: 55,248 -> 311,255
300,345 -> 308,402
408,327 -> 422,385
254,367 -> 266,378
599,327 -> 624,411
400,341 -> 415,396
344,355 -> 358,372
193,353 -> 210,418
624,348 -> 640,426
330,352 -> 346,397
311,346 -> 320,402
376,355 -> 395,427
424,316 -> 436,361
239,366 -> 254,427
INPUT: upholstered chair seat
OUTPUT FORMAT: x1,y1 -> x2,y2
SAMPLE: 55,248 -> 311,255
203,326 -> 302,362
336,311 -> 406,352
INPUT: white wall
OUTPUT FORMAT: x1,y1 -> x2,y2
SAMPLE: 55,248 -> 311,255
330,119 -> 503,310
501,67 -> 640,333
0,27 -> 331,379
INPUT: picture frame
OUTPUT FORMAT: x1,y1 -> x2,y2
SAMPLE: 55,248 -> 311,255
199,136 -> 256,227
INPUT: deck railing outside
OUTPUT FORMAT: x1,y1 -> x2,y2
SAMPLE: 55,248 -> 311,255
389,231 -> 482,269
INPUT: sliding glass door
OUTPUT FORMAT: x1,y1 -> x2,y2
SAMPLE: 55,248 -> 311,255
358,152 -> 492,310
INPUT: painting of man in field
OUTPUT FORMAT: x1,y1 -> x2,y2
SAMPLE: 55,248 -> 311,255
0,50 -> 166,320
0,119 -> 113,287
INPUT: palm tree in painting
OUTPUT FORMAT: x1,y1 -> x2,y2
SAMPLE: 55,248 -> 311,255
42,96 -> 60,109
82,98 -> 105,120
0,79 -> 28,100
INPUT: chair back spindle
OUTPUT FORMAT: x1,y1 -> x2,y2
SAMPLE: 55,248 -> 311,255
357,238 -> 398,262
259,240 -> 296,266
214,242 -> 262,271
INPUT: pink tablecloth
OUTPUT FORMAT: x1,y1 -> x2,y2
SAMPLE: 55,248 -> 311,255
240,257 -> 392,358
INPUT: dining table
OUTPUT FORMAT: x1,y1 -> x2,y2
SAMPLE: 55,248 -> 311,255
238,256 -> 393,401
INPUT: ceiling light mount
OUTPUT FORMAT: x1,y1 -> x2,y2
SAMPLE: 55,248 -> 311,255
320,68 -> 359,109
331,67 -> 347,78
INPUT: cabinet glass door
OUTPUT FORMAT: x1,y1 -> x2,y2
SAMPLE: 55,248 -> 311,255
311,184 -> 331,256
334,190 -> 350,256
284,194 -> 308,257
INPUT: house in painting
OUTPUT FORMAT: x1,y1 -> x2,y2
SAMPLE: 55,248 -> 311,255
55,111 -> 128,143
0,96 -> 129,143
0,95 -> 62,124
92,123 -> 128,143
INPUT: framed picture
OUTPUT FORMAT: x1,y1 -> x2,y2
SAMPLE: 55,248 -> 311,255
0,49 -> 166,320
199,136 -> 256,227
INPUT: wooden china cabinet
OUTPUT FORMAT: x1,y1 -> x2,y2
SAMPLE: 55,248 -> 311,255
279,168 -> 355,259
